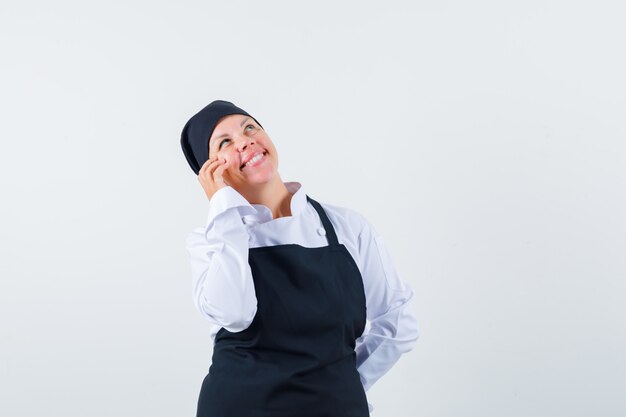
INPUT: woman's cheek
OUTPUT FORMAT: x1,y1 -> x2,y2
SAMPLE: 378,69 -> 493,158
215,150 -> 228,164
221,153 -> 235,170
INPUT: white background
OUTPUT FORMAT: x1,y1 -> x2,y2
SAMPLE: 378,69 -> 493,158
1,1 -> 625,416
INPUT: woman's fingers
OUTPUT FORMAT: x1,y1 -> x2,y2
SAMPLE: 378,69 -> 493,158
200,156 -> 220,174
213,160 -> 229,185
197,156 -> 230,199
200,158 -> 221,181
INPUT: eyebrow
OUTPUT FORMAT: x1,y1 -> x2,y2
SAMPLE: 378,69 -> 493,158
210,117 -> 252,148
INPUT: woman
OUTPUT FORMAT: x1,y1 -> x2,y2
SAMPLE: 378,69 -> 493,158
181,100 -> 420,417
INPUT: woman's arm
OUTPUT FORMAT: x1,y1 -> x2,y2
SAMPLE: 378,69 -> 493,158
353,214 -> 421,393
185,186 -> 258,332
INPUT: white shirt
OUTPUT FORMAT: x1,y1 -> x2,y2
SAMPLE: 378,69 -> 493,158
185,181 -> 420,413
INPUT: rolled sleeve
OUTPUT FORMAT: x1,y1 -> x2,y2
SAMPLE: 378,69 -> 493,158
206,186 -> 256,227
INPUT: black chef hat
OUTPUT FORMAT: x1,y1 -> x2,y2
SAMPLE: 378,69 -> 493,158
180,100 -> 263,175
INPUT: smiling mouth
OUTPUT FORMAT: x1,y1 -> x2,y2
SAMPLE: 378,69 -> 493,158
241,151 -> 267,170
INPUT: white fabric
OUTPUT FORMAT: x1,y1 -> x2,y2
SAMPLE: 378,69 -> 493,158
186,181 -> 420,413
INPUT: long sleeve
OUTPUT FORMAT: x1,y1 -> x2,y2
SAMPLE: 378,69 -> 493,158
352,216 -> 420,395
185,186 -> 259,332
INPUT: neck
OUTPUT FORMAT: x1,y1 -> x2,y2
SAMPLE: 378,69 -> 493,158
239,175 -> 293,219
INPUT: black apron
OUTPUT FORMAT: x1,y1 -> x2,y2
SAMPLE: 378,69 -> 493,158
196,195 -> 369,417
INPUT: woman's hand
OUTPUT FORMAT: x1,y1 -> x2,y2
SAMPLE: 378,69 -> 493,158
198,156 -> 231,200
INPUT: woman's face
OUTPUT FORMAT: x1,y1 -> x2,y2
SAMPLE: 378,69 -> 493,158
208,114 -> 279,189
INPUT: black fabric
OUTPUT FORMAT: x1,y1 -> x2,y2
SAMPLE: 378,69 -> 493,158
196,195 -> 369,417
181,100 -> 263,175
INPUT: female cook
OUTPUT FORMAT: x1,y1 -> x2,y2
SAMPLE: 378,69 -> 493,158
181,100 -> 420,417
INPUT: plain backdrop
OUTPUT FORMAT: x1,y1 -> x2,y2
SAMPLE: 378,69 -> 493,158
1,1 -> 625,416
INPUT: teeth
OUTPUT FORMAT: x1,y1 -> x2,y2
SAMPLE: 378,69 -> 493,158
245,152 -> 264,167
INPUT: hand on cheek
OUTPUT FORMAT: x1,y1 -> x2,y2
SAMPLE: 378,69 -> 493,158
220,156 -> 232,179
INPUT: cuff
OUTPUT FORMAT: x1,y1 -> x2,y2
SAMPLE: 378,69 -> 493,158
206,186 -> 255,226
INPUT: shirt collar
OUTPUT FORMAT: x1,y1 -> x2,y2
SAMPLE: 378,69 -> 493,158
242,181 -> 307,225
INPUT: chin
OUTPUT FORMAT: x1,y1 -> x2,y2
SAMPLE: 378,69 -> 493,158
243,169 -> 278,186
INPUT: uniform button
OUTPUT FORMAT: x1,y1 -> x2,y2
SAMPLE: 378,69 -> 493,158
317,227 -> 326,236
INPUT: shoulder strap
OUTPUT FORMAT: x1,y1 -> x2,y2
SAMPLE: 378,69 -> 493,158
305,195 -> 339,246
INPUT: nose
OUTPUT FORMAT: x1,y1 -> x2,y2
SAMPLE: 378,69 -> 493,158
235,135 -> 255,152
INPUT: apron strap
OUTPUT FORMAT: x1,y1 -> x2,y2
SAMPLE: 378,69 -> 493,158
305,195 -> 339,246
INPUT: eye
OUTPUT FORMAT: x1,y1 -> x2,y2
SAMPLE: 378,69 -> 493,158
245,124 -> 257,131
218,138 -> 230,149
